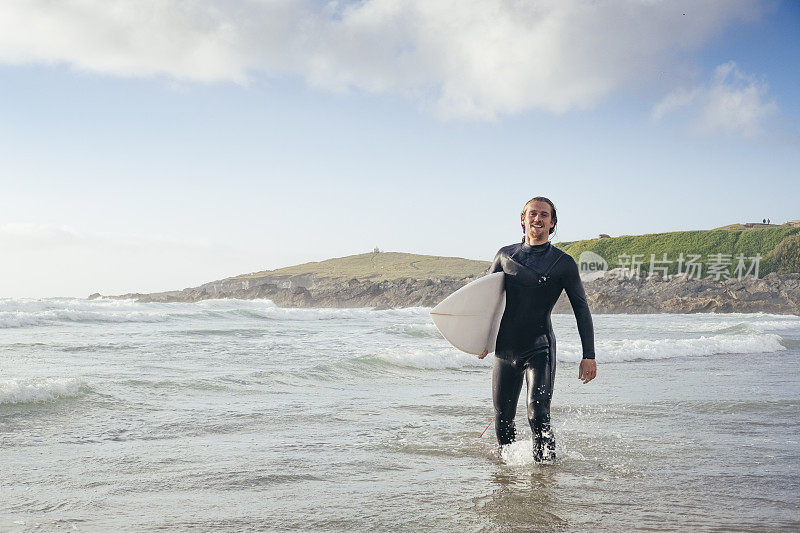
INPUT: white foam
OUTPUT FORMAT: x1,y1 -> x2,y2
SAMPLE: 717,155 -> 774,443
0,297 -> 429,328
0,309 -> 169,328
743,318 -> 800,331
499,439 -> 536,466
0,297 -> 181,328
647,317 -> 800,334
551,334 -> 786,363
499,439 -> 589,466
583,333 -> 785,363
194,299 -> 432,321
372,328 -> 787,369
0,378 -> 87,404
0,297 -> 146,313
385,323 -> 442,338
558,312 -> 800,332
375,347 -> 492,369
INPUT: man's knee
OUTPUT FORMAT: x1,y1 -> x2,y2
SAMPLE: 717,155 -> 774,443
527,389 -> 551,421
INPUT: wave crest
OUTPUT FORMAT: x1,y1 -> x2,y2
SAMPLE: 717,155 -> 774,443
561,333 -> 786,363
0,298 -> 433,328
0,378 -> 88,405
370,331 -> 787,369
371,348 -> 491,370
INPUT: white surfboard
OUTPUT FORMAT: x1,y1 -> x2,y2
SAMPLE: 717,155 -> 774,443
429,272 -> 506,355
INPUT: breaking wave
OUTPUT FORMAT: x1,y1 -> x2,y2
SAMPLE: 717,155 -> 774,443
0,298 -> 431,328
589,333 -> 786,363
370,348 -> 492,370
0,378 -> 88,405
371,330 -> 786,368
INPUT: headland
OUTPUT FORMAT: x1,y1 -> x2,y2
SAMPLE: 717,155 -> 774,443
91,222 -> 800,314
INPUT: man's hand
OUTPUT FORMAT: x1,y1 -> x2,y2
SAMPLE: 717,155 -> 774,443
477,349 -> 488,359
578,358 -> 596,383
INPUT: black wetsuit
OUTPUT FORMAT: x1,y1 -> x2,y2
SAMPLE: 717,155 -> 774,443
489,241 -> 595,461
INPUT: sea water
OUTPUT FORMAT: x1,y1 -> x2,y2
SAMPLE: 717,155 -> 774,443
1,298 -> 799,531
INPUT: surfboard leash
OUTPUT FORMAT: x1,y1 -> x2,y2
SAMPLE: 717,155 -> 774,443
480,417 -> 495,437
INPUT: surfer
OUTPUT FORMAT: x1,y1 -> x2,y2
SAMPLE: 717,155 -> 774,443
478,196 -> 596,463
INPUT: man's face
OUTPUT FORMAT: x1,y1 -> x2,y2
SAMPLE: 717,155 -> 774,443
522,201 -> 555,243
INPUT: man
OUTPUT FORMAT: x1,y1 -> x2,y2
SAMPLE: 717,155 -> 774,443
479,196 -> 596,462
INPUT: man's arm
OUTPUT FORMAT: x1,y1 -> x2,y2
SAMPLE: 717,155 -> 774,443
488,251 -> 503,274
562,255 -> 597,383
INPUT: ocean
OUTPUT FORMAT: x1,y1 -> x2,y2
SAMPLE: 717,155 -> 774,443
1,298 -> 799,532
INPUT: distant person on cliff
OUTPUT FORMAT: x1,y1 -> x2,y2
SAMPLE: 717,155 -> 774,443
478,196 -> 596,463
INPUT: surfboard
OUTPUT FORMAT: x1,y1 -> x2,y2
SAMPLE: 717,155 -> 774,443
429,272 -> 506,355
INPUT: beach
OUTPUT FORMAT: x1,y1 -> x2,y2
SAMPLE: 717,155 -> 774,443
1,298 -> 799,531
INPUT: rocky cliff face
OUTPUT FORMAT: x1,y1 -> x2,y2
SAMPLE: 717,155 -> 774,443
554,272 -> 800,315
93,271 -> 800,315
94,273 -> 482,309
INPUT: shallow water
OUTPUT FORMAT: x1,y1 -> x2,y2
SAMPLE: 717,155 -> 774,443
1,298 -> 799,531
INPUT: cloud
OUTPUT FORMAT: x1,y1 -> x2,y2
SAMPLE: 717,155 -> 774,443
652,61 -> 779,138
0,0 -> 765,119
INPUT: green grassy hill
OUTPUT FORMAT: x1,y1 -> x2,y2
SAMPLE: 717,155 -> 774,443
556,224 -> 800,275
233,223 -> 800,281
235,252 -> 491,281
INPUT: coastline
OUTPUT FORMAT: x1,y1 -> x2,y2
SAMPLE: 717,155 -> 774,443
92,271 -> 800,315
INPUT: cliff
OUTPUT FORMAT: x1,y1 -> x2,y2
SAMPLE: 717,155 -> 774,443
92,222 -> 800,314
555,272 -> 800,315
91,252 -> 800,315
94,272 -> 480,309
91,252 -> 489,309
93,270 -> 800,315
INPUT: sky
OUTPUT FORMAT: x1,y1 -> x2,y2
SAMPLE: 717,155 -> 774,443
1,0 -> 799,298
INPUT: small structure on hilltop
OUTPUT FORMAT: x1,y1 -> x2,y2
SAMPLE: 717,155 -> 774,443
598,234 -> 610,239
744,222 -> 773,228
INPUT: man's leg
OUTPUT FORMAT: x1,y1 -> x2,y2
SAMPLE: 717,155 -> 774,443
525,348 -> 554,462
492,356 -> 524,446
